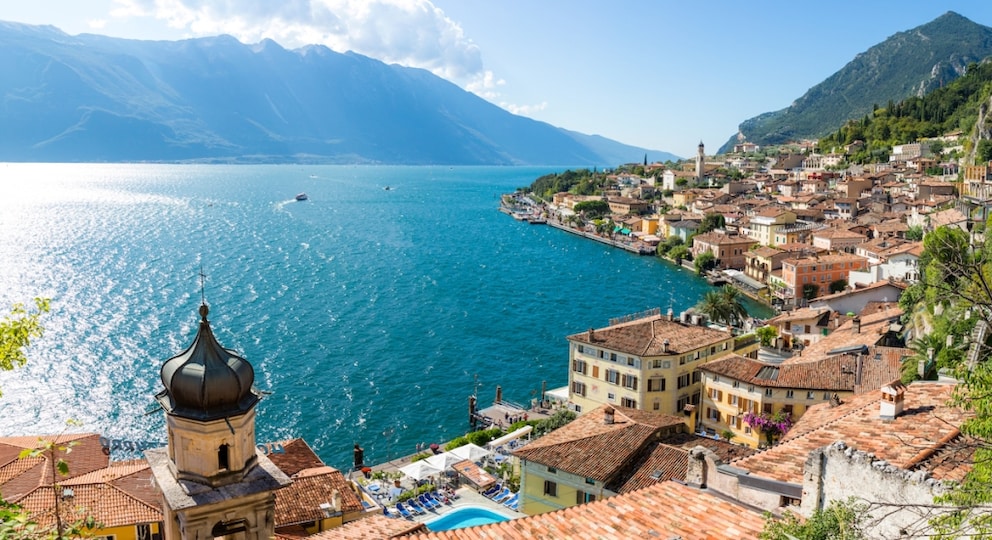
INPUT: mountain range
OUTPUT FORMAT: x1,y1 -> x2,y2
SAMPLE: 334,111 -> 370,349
721,11 -> 992,153
0,21 -> 677,166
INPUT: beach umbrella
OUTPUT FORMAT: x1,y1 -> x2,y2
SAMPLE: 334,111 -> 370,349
449,443 -> 491,462
425,451 -> 463,471
398,460 -> 441,481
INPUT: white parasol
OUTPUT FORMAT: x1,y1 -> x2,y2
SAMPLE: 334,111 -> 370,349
425,451 -> 464,471
398,460 -> 441,481
448,442 -> 491,462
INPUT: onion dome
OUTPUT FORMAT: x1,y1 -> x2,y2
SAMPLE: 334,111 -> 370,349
156,304 -> 259,421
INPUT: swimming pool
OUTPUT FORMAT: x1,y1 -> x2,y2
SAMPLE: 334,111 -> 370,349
425,506 -> 510,531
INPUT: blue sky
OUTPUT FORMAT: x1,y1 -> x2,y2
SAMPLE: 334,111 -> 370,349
4,1 -> 992,158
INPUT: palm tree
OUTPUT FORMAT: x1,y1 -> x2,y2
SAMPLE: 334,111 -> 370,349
719,285 -> 749,327
695,285 -> 748,328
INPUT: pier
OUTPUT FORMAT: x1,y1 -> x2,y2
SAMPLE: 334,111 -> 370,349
543,219 -> 656,255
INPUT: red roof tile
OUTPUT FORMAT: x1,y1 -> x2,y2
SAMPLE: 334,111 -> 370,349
568,314 -> 732,356
406,481 -> 766,540
731,382 -> 969,484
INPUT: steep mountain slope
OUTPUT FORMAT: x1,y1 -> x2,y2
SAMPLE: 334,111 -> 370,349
0,22 -> 678,165
720,11 -> 992,153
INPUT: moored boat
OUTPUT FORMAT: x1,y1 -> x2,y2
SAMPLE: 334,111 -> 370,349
295,193 -> 308,201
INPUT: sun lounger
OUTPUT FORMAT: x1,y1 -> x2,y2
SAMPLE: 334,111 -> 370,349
506,498 -> 520,511
481,483 -> 502,498
406,499 -> 428,514
495,489 -> 515,504
430,491 -> 450,505
418,493 -> 439,510
394,503 -> 413,519
490,488 -> 511,502
502,493 -> 519,508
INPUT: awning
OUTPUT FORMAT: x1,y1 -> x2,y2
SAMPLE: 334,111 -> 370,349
452,459 -> 496,490
545,386 -> 569,402
621,228 -> 631,234
723,269 -> 767,290
486,425 -> 533,450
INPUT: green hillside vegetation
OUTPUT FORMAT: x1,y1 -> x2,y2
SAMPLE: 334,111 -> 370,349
723,11 -> 992,153
818,60 -> 992,164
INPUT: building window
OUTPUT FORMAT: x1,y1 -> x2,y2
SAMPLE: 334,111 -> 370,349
547,466 -> 557,474
543,480 -> 558,497
622,374 -> 638,390
653,401 -> 660,410
823,392 -> 832,400
807,391 -> 815,400
732,380 -> 740,388
606,369 -> 620,384
677,374 -> 691,389
592,366 -> 599,378
577,345 -> 584,354
576,491 -> 596,504
572,359 -> 587,374
571,381 -> 586,397
714,375 -> 720,383
692,371 -> 701,383
765,388 -> 773,397
648,377 -> 666,392
730,394 -> 739,406
218,444 -> 230,470
610,353 -> 617,362
621,397 -> 637,408
707,408 -> 720,422
786,390 -> 795,399
585,477 -> 596,485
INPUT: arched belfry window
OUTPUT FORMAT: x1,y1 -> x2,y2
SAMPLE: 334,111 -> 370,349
218,444 -> 230,470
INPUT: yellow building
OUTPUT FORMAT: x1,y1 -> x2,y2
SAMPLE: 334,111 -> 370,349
512,405 -> 685,515
747,208 -> 797,247
697,347 -> 905,447
567,309 -> 759,421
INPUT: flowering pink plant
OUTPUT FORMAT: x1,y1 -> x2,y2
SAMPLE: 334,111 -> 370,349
743,411 -> 792,443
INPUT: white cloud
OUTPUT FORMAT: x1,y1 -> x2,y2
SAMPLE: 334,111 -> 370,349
109,0 -> 483,81
503,101 -> 548,117
87,19 -> 108,30
107,0 -> 544,118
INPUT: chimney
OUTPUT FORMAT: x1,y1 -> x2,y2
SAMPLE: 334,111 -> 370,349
588,327 -> 595,341
663,339 -> 670,353
667,308 -> 674,321
604,406 -> 615,425
879,380 -> 906,420
852,316 -> 861,334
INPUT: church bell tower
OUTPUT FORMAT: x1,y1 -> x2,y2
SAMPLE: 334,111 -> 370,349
147,303 -> 291,540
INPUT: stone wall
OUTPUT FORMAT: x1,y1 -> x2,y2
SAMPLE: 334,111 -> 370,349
802,441 -> 952,539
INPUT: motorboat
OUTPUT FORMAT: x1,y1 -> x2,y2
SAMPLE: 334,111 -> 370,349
295,193 -> 308,201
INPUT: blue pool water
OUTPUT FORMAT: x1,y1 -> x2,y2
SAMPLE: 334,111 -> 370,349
426,506 -> 510,531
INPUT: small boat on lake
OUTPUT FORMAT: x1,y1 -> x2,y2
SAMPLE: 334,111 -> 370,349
383,186 -> 392,191
295,193 -> 308,201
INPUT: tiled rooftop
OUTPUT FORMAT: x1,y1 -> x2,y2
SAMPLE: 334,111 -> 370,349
0,433 -> 109,502
700,349 -> 903,392
783,304 -> 903,365
310,514 -> 426,539
730,382 -> 969,484
406,480 -> 766,540
266,438 -> 327,476
568,314 -> 732,356
274,466 -> 364,528
512,405 -> 684,482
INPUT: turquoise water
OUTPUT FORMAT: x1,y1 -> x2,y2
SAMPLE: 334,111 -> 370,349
425,506 -> 509,531
0,163 -> 770,468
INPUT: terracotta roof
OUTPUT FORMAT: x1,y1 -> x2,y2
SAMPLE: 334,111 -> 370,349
784,304 -> 903,365
406,480 -> 766,540
310,514 -> 426,539
748,246 -> 784,258
692,232 -> 756,246
608,433 -> 756,494
0,433 -> 109,503
810,279 -> 906,303
512,405 -> 684,481
275,466 -> 364,527
266,438 -> 327,477
766,306 -> 830,325
567,314 -> 732,357
781,252 -> 867,266
812,228 -> 866,240
17,483 -> 162,529
699,351 -> 902,392
731,382 -> 969,484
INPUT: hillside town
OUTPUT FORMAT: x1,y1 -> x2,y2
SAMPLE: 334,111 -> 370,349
2,135 -> 989,540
